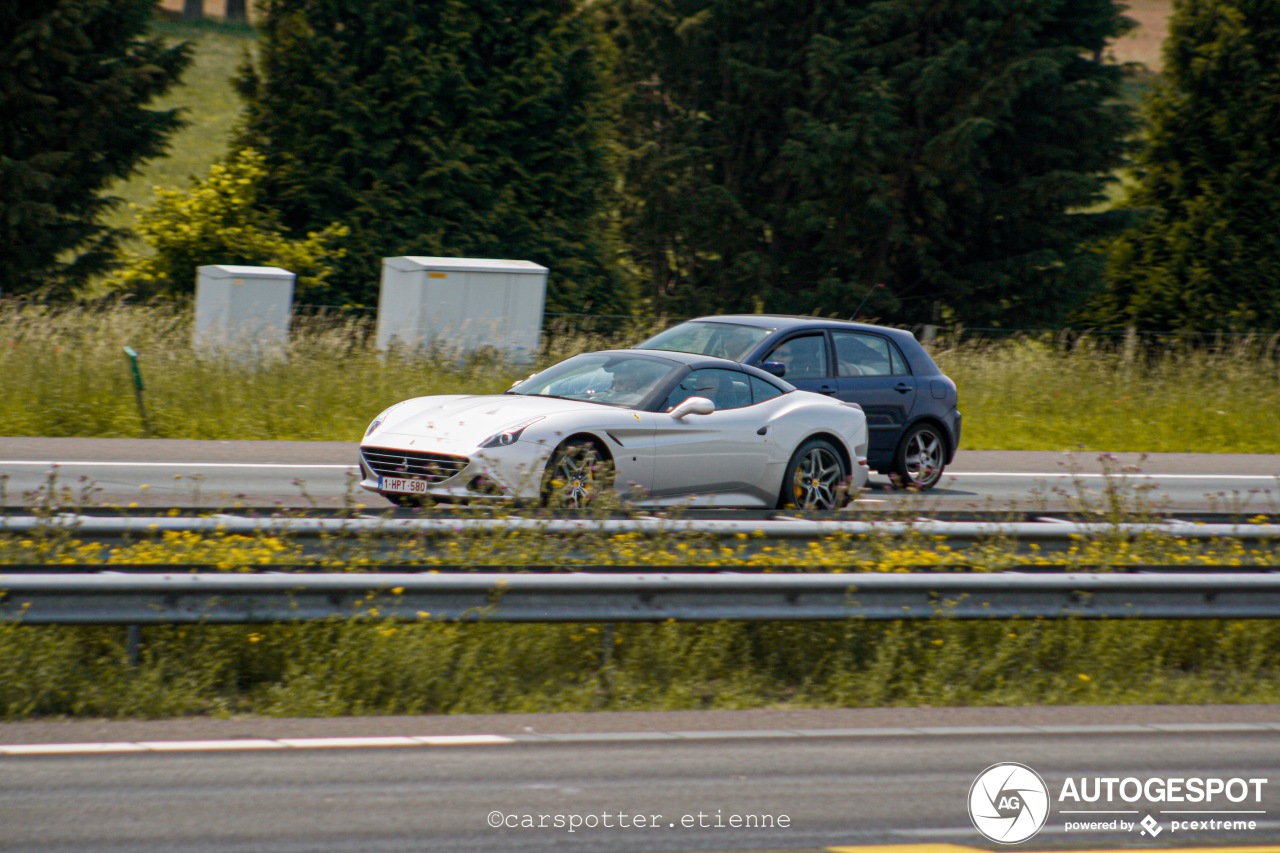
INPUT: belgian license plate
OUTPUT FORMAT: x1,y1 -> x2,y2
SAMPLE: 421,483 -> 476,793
380,476 -> 429,495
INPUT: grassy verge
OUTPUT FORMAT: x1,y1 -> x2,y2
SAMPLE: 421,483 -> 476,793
5,617 -> 1279,720
0,300 -> 630,441
2,300 -> 1278,453
936,332 -> 1280,453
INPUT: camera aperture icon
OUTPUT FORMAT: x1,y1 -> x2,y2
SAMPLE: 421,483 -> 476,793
969,762 -> 1050,844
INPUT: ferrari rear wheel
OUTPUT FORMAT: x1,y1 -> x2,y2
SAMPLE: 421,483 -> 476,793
779,438 -> 848,510
543,438 -> 613,508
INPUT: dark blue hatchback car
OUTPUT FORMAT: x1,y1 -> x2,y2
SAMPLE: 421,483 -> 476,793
637,315 -> 961,489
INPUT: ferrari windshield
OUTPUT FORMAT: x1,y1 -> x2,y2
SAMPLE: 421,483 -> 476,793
636,321 -> 771,360
508,352 -> 680,408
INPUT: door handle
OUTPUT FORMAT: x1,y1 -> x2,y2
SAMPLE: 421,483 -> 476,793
818,385 -> 837,395
894,382 -> 912,394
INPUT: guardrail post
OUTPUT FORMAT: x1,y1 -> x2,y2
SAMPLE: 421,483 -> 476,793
599,623 -> 615,668
126,624 -> 141,667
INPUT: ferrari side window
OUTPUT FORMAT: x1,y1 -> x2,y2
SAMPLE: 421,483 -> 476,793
750,376 -> 783,404
664,368 -> 752,411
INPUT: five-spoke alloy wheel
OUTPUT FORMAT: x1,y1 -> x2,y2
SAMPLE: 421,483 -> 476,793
891,423 -> 946,490
779,438 -> 848,509
543,438 -> 613,507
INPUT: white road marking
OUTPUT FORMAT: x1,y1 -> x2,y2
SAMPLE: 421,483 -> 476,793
2,461 -> 1270,479
0,461 -> 355,469
0,742 -> 147,755
3,721 -> 1276,757
275,736 -> 429,749
415,734 -> 513,746
946,472 -> 1277,480
137,739 -> 287,751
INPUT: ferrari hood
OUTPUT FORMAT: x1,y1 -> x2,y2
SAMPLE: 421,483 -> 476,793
369,393 -> 607,444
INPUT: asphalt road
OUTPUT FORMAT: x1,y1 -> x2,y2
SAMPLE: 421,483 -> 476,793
0,437 -> 1277,511
1,706 -> 1277,852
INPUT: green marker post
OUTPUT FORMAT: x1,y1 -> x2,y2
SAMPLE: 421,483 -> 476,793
123,346 -> 151,435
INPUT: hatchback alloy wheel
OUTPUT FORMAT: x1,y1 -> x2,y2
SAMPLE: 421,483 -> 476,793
893,423 -> 945,490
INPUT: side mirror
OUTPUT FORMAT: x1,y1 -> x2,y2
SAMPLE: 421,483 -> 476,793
761,361 -> 786,378
669,396 -> 715,419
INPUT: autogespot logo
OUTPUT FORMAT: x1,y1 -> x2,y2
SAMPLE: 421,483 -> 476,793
969,762 -> 1051,844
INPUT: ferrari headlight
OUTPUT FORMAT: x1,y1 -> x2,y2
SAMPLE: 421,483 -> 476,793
364,402 -> 406,437
480,417 -> 543,448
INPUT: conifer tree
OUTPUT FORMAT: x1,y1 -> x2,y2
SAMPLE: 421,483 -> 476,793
1091,0 -> 1280,333
608,0 -> 1135,326
0,0 -> 190,297
238,0 -> 629,313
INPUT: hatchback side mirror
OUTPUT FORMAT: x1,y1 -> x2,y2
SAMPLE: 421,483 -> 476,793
669,396 -> 715,419
761,361 -> 786,378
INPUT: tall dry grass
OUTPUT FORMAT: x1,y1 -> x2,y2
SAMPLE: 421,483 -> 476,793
0,299 -> 652,440
932,331 -> 1280,454
2,300 -> 1276,453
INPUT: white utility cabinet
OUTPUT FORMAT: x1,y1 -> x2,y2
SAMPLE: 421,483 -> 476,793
193,265 -> 295,351
375,257 -> 548,360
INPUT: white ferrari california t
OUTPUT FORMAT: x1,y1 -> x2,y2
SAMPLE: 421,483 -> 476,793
358,349 -> 869,508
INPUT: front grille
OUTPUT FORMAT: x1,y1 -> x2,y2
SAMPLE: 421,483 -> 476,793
361,447 -> 470,483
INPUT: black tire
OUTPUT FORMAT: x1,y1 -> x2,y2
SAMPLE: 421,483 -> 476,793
542,438 -> 613,507
778,438 -> 848,510
890,423 -> 946,490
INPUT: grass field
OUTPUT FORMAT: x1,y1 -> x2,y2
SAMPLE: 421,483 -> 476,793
1111,0 -> 1173,69
103,18 -> 255,240
941,331 -> 1280,453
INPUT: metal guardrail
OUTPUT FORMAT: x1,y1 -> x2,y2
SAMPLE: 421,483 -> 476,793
3,572 -> 1280,624
4,562 -> 1280,574
3,513 -> 1279,542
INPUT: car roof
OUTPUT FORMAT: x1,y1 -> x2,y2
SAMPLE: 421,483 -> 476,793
597,348 -> 795,387
685,314 -> 919,341
602,347 -> 741,367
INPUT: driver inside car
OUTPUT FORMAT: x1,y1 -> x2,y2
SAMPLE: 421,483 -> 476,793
715,327 -> 759,361
597,360 -> 655,404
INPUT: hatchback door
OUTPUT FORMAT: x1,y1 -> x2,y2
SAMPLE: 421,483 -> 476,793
758,331 -> 837,396
831,330 -> 917,461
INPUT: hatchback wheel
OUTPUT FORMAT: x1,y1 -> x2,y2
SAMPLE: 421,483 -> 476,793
891,423 -> 946,490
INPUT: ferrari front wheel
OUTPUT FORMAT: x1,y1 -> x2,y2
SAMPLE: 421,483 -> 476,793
779,438 -> 848,510
542,438 -> 613,508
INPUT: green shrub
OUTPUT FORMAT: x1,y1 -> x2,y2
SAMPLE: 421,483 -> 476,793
109,148 -> 348,304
